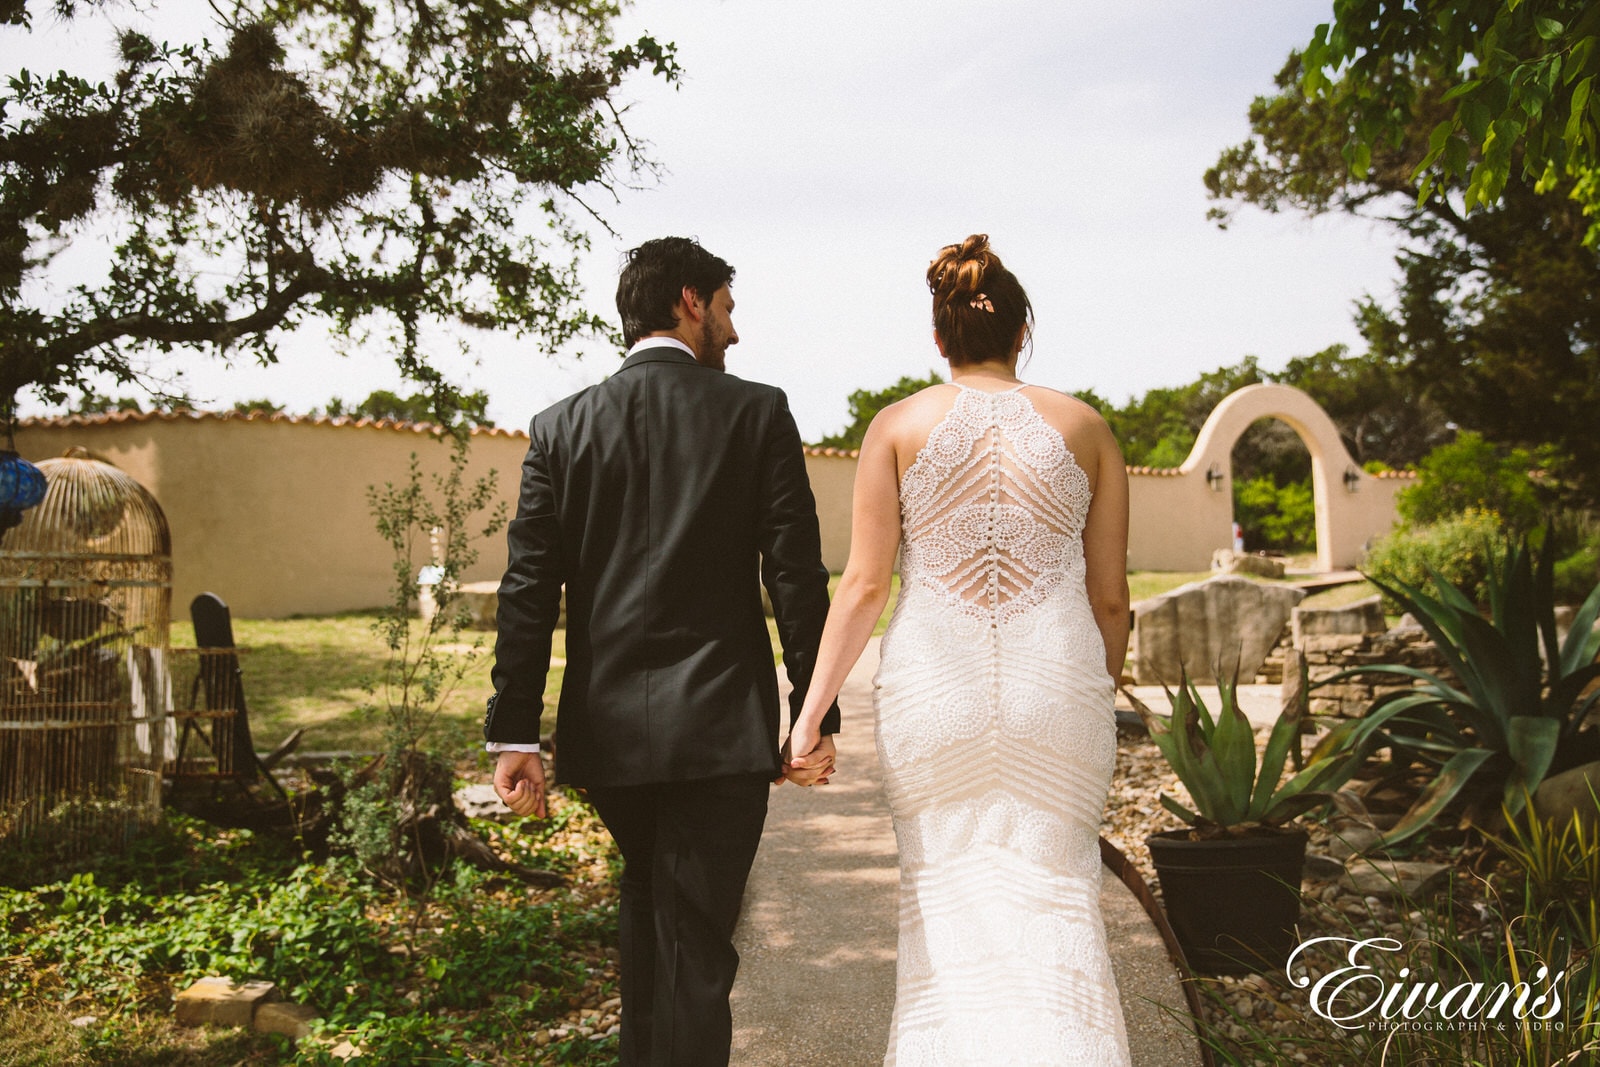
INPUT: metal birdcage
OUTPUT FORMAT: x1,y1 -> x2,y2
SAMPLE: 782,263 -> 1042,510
0,447 -> 173,852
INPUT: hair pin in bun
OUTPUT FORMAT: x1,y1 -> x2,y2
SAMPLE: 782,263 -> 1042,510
969,293 -> 994,313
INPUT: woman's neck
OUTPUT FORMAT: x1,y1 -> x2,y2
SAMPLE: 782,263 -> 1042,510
949,359 -> 1021,387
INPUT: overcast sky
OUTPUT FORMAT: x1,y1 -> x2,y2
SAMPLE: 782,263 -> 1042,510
13,1 -> 1404,442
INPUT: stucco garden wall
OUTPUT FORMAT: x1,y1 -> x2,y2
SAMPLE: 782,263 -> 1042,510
15,384 -> 1411,617
15,412 -> 866,618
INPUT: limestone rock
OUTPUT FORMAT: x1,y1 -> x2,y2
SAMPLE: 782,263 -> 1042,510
1131,575 -> 1305,685
454,782 -> 514,822
1293,595 -> 1386,644
254,1001 -> 321,1041
1532,760 -> 1600,836
422,580 -> 565,629
1301,634 -> 1368,654
174,977 -> 280,1028
1303,852 -> 1346,881
457,580 -> 500,629
1215,550 -> 1287,579
1338,858 -> 1451,900
1324,825 -> 1384,860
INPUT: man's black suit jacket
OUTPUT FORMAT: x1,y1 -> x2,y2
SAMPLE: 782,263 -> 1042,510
485,343 -> 841,787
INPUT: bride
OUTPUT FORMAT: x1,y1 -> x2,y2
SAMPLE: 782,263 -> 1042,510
785,235 -> 1134,1065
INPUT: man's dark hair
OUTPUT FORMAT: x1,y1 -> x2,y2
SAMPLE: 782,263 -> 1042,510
616,237 -> 736,347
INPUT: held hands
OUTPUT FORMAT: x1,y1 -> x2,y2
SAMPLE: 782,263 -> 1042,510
493,751 -> 548,818
778,730 -> 836,787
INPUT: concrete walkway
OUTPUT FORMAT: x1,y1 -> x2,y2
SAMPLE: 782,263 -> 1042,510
731,639 -> 1204,1067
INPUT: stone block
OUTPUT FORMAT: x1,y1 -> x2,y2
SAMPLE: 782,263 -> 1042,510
174,977 -> 281,1028
1131,575 -> 1305,685
1293,595 -> 1387,644
1301,633 -> 1369,654
1314,683 -> 1376,704
254,1001 -> 321,1041
1369,633 -> 1404,656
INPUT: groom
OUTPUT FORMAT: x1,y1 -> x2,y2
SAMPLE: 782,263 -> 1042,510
485,235 -> 841,1066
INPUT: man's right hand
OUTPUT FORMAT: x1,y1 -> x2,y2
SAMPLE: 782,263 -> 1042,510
493,751 -> 548,818
781,733 -> 836,787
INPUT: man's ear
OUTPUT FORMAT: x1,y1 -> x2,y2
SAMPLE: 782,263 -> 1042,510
679,286 -> 705,323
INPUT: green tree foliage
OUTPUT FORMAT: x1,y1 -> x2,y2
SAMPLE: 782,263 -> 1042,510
1274,343 -> 1449,467
230,397 -> 284,416
815,372 -> 944,450
1099,357 -> 1265,469
1234,474 -> 1316,552
1398,430 -> 1544,531
1299,1 -> 1600,224
327,389 -> 494,428
0,0 -> 679,427
1208,53 -> 1600,510
65,390 -> 145,416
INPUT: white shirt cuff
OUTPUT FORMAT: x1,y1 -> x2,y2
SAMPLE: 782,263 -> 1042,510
486,742 -> 541,754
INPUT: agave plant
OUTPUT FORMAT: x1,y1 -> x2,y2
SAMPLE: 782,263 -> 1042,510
1331,538 -> 1600,848
1129,666 -> 1371,838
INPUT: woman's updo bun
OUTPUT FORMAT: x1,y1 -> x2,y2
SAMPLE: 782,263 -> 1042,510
926,234 -> 1033,367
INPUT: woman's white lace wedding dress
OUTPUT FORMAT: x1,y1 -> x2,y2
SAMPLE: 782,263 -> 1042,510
874,382 -> 1132,1066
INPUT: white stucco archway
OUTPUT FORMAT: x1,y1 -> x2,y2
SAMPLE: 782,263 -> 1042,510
1124,384 -> 1411,573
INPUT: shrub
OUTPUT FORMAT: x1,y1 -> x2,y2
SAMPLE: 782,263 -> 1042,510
1362,508 -> 1504,609
1554,532 -> 1600,606
1397,431 -> 1543,532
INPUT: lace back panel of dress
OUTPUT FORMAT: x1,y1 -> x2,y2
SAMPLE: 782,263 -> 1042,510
898,387 -> 1092,625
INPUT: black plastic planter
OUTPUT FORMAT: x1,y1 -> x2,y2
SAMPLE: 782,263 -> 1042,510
1146,827 -> 1308,975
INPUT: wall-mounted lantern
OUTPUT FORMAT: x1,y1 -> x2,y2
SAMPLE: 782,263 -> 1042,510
1205,464 -> 1226,492
1343,466 -> 1361,493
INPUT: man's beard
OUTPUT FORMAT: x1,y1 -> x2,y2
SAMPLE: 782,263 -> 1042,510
699,319 -> 725,369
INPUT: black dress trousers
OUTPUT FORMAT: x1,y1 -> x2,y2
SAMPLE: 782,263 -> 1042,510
584,773 -> 771,1067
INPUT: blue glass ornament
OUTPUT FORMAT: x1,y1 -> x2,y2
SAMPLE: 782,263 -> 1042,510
0,450 -> 47,511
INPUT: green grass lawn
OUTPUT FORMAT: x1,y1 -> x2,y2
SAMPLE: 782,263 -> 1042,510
169,615 -> 562,763
189,569 -> 1374,757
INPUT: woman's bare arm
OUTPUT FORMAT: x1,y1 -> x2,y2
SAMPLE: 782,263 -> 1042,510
1080,417 -> 1131,681
787,411 -> 904,764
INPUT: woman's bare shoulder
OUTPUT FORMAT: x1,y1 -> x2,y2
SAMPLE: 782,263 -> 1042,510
867,382 -> 960,436
1022,384 -> 1113,442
